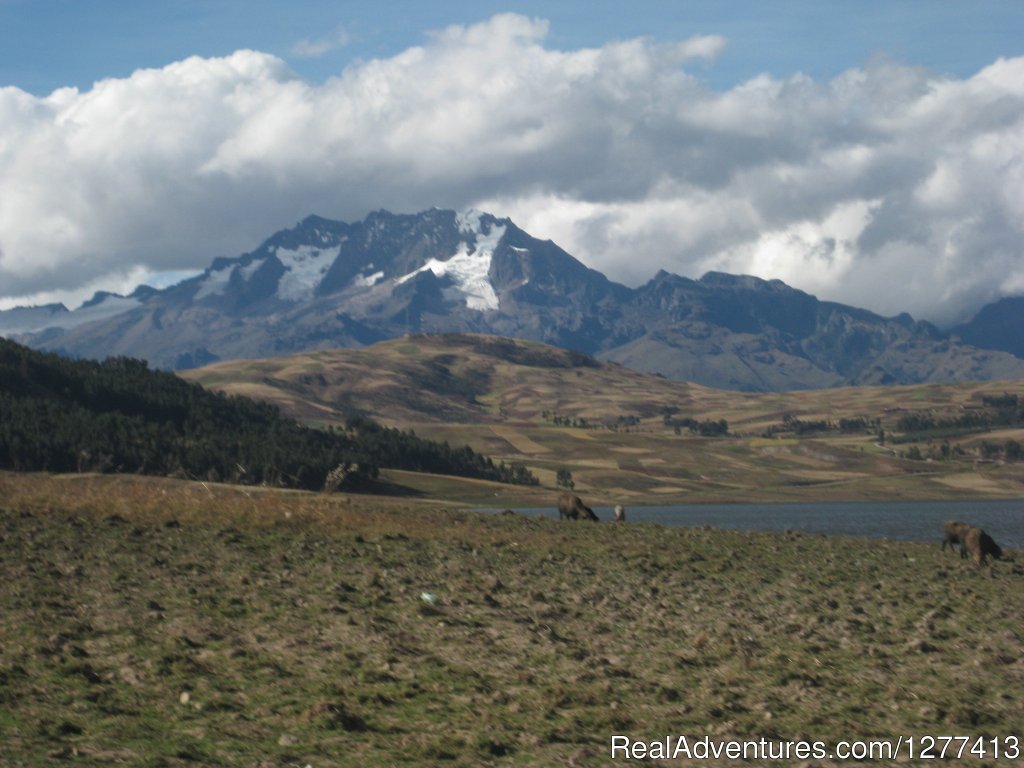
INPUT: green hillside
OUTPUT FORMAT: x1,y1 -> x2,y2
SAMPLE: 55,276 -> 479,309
0,338 -> 534,491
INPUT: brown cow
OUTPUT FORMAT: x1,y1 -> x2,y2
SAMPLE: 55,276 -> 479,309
613,505 -> 626,523
942,520 -> 972,557
557,493 -> 598,522
962,526 -> 1003,567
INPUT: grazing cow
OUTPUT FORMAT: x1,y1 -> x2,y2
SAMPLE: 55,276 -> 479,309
942,520 -> 972,556
557,493 -> 599,522
962,526 -> 1003,567
614,505 -> 626,523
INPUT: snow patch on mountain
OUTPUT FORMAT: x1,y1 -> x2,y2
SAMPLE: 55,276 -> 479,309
396,213 -> 504,311
456,208 -> 485,235
275,245 -> 341,301
196,256 -> 272,300
239,258 -> 265,281
353,270 -> 385,288
194,264 -> 234,300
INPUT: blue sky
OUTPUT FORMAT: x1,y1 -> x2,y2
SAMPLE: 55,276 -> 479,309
5,1 -> 1022,95
1,2 -> 1023,324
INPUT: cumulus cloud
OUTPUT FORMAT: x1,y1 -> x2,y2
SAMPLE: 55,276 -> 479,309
0,13 -> 1022,324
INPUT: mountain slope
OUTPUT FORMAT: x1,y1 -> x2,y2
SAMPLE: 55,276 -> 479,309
951,296 -> 1024,359
181,333 -> 698,426
181,333 -> 1024,504
19,209 -> 627,369
0,336 -> 535,489
6,208 -> 1024,391
604,271 -> 1024,389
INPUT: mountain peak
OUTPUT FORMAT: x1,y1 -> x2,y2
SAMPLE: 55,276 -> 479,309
129,285 -> 159,301
298,213 -> 337,227
80,290 -> 123,309
7,206 -> 1024,390
699,271 -> 792,292
394,208 -> 506,311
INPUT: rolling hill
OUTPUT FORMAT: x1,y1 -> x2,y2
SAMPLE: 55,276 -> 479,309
0,336 -> 535,491
183,333 -> 1024,504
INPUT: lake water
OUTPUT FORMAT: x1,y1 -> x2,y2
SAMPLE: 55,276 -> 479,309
481,499 -> 1024,550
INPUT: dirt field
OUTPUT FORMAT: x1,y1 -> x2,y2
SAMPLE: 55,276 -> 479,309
1,472 -> 1022,766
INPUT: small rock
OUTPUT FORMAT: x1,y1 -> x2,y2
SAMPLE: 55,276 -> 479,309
56,721 -> 82,736
910,639 -> 938,653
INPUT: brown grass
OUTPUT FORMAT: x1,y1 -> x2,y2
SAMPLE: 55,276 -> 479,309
1,471 -> 1022,766
181,335 -> 1024,505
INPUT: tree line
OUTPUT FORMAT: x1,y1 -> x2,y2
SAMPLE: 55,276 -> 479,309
762,414 -> 877,438
0,339 -> 536,491
894,401 -> 1024,437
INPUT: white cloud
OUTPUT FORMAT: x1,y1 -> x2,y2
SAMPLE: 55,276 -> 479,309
0,14 -> 1022,325
673,34 -> 728,62
0,265 -> 195,312
291,26 -> 351,58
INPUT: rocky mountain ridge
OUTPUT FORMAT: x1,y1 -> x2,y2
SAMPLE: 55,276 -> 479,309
4,207 -> 1023,392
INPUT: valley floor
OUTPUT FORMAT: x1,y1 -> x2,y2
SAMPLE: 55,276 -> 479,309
183,337 -> 1024,507
1,472 -> 1022,766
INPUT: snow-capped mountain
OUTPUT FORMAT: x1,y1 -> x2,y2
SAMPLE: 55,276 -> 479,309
4,208 -> 623,368
4,207 -> 1024,391
186,208 -> 515,313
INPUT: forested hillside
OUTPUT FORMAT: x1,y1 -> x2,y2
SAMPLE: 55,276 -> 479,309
0,339 -> 535,490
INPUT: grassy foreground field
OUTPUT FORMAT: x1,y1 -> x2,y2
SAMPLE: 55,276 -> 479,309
1,472 -> 1022,766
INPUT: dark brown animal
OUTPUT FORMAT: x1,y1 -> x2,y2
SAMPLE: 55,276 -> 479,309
962,526 -> 1003,566
557,493 -> 598,522
942,520 -> 972,556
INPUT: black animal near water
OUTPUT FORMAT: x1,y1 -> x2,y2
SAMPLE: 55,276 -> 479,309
942,519 -> 1006,566
557,492 -> 599,522
942,520 -> 972,552
962,526 -> 1004,566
